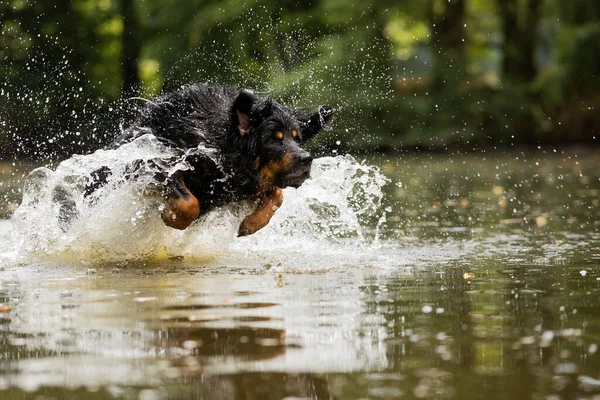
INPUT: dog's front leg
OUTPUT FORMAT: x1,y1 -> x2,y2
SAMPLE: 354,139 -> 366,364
161,179 -> 200,230
238,187 -> 284,237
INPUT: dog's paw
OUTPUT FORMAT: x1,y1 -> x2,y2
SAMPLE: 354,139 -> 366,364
237,220 -> 259,237
237,228 -> 251,237
237,187 -> 283,237
161,195 -> 200,230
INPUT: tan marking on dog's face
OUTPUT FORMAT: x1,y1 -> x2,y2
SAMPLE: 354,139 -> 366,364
275,131 -> 284,140
258,153 -> 293,191
254,157 -> 261,169
292,130 -> 297,138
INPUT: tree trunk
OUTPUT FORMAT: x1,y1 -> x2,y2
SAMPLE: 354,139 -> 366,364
430,0 -> 466,91
499,0 -> 542,143
121,0 -> 141,97
500,0 -> 541,83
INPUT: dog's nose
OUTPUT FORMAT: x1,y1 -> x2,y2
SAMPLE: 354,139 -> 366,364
299,154 -> 313,166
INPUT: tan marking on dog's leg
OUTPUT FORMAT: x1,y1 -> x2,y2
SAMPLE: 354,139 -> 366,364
161,181 -> 200,230
238,187 -> 284,237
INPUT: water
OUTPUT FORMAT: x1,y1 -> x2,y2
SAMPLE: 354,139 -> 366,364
1,150 -> 600,399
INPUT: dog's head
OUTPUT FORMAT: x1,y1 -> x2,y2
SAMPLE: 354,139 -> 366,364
232,89 -> 334,190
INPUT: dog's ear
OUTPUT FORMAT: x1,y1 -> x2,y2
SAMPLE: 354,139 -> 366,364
302,106 -> 334,141
233,89 -> 257,135
258,99 -> 275,119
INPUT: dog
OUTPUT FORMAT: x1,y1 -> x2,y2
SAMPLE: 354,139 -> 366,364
83,84 -> 334,236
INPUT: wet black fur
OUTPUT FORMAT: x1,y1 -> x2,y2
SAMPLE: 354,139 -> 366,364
92,84 -> 333,215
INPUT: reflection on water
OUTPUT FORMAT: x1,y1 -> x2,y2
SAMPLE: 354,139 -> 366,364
1,151 -> 600,399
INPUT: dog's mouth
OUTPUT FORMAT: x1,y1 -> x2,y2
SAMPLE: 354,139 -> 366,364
281,169 -> 311,188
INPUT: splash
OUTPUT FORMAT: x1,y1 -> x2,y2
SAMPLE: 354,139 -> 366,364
4,139 -> 389,266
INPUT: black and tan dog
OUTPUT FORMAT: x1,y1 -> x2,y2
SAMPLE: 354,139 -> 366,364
84,84 -> 334,236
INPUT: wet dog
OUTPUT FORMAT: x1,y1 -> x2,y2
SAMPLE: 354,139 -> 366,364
86,84 -> 334,236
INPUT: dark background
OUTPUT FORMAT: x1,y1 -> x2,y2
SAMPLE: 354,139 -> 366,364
1,0 -> 599,159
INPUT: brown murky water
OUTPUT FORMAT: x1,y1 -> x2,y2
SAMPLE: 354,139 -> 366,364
1,150 -> 600,399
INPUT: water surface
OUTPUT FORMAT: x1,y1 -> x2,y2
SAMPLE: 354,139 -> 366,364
1,151 -> 600,399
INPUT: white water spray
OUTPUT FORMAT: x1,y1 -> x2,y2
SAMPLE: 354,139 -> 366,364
3,136 -> 390,266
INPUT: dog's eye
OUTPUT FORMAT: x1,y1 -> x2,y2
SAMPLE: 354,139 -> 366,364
292,129 -> 301,142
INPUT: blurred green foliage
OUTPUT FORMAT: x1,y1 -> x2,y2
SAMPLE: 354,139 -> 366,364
1,0 -> 599,159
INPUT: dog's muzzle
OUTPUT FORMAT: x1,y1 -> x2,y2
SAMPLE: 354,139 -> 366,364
282,153 -> 313,188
